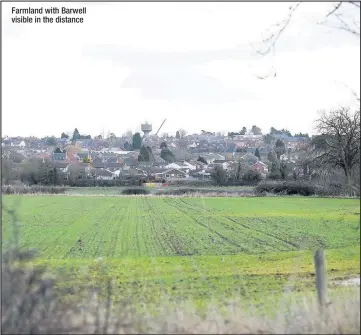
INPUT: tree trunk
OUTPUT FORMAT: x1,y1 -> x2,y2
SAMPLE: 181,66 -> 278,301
343,167 -> 354,196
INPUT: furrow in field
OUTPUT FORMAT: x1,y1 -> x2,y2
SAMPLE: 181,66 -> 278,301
225,216 -> 299,250
179,198 -> 301,251
3,197 -> 107,258
143,197 -> 180,256
89,203 -> 119,257
105,198 -> 131,257
173,198 -> 248,250
163,198 -> 246,253
140,198 -> 163,256
111,198 -> 138,257
126,197 -> 141,257
144,198 -> 197,256
181,198 -> 359,251
142,197 -> 170,256
3,197 -> 75,252
157,198 -> 222,255
64,200 -> 117,258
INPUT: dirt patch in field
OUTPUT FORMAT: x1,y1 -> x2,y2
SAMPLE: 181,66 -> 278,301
340,278 -> 360,286
333,277 -> 360,287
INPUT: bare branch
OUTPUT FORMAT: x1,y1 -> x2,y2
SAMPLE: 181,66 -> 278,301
333,12 -> 360,35
348,1 -> 361,9
257,2 -> 301,56
326,2 -> 343,17
334,81 -> 360,102
258,1 -> 360,59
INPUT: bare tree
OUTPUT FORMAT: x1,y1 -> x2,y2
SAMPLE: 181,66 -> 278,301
178,129 -> 187,139
258,2 -> 359,57
256,2 -> 360,79
312,107 -> 360,195
125,130 -> 133,139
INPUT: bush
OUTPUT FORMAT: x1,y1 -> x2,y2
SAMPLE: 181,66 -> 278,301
315,183 -> 346,196
242,170 -> 262,184
121,187 -> 150,195
2,185 -> 67,195
155,187 -> 254,196
255,181 -> 316,196
64,179 -> 140,187
167,180 -> 214,187
3,246 -> 360,334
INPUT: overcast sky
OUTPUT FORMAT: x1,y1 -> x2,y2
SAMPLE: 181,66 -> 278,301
2,2 -> 360,138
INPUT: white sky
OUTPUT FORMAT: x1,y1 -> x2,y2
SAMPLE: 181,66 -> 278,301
2,2 -> 360,138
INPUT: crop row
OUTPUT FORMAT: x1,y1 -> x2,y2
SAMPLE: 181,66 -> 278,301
2,196 -> 360,259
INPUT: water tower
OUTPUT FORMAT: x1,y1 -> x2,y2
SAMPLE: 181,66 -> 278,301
141,122 -> 152,137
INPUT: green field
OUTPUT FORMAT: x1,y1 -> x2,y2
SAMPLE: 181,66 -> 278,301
2,195 -> 360,310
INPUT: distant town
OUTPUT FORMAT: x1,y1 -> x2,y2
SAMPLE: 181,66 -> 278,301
2,121 -> 313,186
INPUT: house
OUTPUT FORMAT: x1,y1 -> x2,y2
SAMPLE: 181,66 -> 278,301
154,168 -> 188,181
77,151 -> 92,162
240,153 -> 259,165
123,157 -> 138,168
2,137 -> 12,146
117,167 -> 146,181
66,152 -> 79,163
213,159 -> 230,170
105,162 -> 123,172
251,161 -> 268,173
53,148 -> 67,161
189,169 -> 211,180
181,161 -> 196,170
202,153 -> 225,164
153,155 -> 167,167
189,160 -> 207,170
94,169 -> 114,180
165,162 -> 190,171
53,161 -> 70,172
66,162 -> 92,179
92,158 -> 106,169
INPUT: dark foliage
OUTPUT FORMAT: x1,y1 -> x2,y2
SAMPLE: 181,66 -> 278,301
255,181 -> 316,196
242,170 -> 262,184
64,179 -> 140,187
2,185 -> 67,195
121,187 -> 150,195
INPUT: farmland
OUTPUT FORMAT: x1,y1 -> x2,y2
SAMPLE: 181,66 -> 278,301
2,195 -> 360,309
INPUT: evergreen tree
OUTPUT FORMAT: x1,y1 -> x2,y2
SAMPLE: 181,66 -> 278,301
72,128 -> 81,141
132,133 -> 142,150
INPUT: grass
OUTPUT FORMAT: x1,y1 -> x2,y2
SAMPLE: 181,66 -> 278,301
2,195 -> 359,313
2,248 -> 360,334
3,196 -> 360,257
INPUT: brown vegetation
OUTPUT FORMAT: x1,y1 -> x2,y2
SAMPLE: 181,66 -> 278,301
2,247 -> 360,334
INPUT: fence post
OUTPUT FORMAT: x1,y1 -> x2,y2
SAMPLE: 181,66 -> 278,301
314,249 -> 328,308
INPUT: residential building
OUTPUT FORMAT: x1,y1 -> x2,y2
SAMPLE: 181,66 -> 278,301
53,148 -> 67,161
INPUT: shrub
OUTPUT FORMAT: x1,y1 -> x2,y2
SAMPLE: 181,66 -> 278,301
242,170 -> 262,184
2,185 -> 67,195
121,187 -> 150,195
255,181 -> 316,196
315,183 -> 346,196
2,247 -> 360,334
167,180 -> 214,187
64,179 -> 140,187
155,187 -> 254,196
